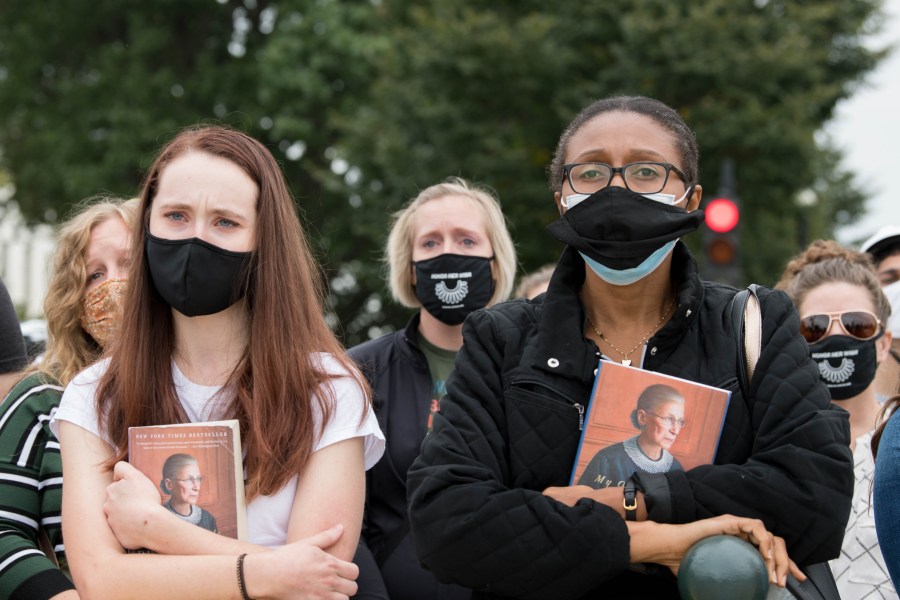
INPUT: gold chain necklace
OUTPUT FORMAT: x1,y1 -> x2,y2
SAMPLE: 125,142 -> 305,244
585,296 -> 676,366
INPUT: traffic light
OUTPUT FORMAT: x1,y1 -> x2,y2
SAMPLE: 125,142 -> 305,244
702,160 -> 742,286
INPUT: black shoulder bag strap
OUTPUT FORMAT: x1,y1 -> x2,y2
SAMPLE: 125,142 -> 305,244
729,285 -> 758,402
730,285 -> 840,600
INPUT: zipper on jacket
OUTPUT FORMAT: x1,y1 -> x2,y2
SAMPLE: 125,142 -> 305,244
509,378 -> 581,405
509,377 -> 587,430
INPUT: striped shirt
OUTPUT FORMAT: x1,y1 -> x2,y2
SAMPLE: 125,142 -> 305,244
0,373 -> 74,599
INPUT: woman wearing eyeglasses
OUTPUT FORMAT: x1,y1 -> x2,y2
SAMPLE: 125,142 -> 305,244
578,384 -> 685,489
159,454 -> 218,533
407,96 -> 853,598
778,239 -> 896,599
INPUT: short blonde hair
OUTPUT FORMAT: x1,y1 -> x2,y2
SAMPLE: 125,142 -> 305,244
41,196 -> 138,385
386,177 -> 517,309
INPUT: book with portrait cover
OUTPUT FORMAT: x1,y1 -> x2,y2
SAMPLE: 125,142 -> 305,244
128,419 -> 247,540
570,361 -> 731,488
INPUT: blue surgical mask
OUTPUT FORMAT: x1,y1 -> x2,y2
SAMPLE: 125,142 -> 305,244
562,187 -> 690,210
579,240 -> 678,286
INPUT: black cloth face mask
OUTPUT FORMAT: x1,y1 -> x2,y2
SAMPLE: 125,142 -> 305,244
547,185 -> 705,270
414,254 -> 494,326
809,334 -> 880,401
146,232 -> 252,317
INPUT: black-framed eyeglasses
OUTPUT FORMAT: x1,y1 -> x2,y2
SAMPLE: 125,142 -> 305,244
646,412 -> 686,429
563,162 -> 688,195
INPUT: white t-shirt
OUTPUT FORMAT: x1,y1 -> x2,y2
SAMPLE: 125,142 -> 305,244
51,354 -> 385,548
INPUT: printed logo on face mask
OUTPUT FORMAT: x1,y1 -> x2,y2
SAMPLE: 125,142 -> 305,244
414,256 -> 493,326
435,279 -> 469,305
808,336 -> 877,401
816,354 -> 857,384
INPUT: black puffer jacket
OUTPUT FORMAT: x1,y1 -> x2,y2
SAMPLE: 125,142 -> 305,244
350,314 -> 432,558
350,314 -> 472,600
407,244 -> 853,600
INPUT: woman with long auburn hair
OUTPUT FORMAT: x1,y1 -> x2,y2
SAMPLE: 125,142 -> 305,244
51,126 -> 384,599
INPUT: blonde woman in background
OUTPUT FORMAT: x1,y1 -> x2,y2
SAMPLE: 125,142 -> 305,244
0,197 -> 136,600
351,177 -> 516,600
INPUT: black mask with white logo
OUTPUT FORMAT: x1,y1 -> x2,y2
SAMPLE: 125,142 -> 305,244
547,185 -> 704,270
146,232 -> 253,317
809,334 -> 880,401
414,254 -> 494,325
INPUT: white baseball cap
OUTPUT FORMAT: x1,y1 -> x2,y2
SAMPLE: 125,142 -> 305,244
861,225 -> 900,257
884,280 -> 900,338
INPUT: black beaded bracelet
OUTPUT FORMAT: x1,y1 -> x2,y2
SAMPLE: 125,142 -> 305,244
237,553 -> 252,600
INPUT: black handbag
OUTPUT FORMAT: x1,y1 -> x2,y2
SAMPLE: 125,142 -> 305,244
731,286 -> 841,600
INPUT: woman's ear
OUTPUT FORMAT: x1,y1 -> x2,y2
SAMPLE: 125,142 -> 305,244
876,331 -> 894,364
554,191 -> 564,216
163,479 -> 173,495
686,184 -> 703,212
636,409 -> 647,427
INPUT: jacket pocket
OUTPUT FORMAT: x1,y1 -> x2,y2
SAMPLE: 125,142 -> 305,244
504,382 -> 583,489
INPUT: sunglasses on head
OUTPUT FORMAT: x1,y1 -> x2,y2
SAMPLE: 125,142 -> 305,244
799,310 -> 883,344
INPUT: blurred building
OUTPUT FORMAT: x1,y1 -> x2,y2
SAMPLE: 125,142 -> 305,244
0,197 -> 55,319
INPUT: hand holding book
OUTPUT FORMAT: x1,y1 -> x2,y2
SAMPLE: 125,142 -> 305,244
105,461 -> 166,550
556,361 -> 803,590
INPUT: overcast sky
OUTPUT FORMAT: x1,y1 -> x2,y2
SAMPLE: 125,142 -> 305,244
830,0 -> 900,246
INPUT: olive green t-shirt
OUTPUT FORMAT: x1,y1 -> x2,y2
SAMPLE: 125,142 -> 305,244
417,333 -> 458,433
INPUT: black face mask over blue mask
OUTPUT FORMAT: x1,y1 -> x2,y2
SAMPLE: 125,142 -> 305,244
809,334 -> 880,401
547,185 -> 704,270
414,253 -> 494,326
146,232 -> 253,317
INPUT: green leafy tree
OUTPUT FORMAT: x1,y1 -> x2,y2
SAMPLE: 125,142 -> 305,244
0,0 -> 886,342
337,0 -> 885,302
0,0 -> 274,220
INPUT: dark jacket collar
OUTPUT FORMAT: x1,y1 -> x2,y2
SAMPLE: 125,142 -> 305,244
402,311 -> 423,348
533,242 -> 703,381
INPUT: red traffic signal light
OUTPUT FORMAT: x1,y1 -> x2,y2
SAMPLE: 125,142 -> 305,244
703,195 -> 740,274
705,198 -> 740,233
